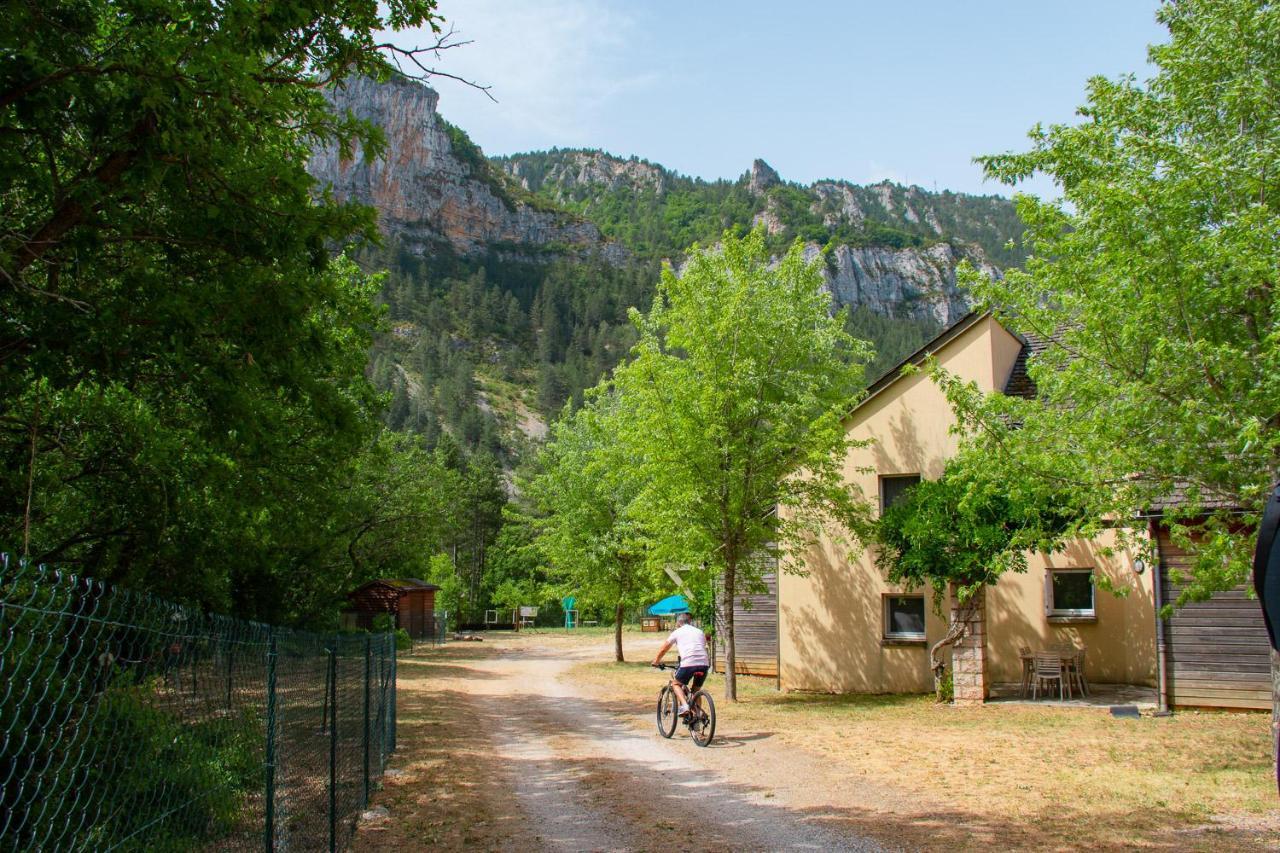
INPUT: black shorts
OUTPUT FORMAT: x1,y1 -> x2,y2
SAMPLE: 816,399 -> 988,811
673,665 -> 707,690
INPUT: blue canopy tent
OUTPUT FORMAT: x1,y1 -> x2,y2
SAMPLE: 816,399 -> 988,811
647,595 -> 689,616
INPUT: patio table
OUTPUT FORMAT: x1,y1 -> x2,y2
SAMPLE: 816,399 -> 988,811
1020,648 -> 1088,699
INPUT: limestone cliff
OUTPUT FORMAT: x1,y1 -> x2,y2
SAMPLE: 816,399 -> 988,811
807,242 -> 999,327
504,149 -> 668,199
310,77 -> 1018,328
309,76 -> 621,261
497,148 -> 1023,324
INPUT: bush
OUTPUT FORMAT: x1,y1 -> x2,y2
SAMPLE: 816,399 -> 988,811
394,628 -> 413,651
937,668 -> 954,704
65,682 -> 261,851
371,613 -> 395,633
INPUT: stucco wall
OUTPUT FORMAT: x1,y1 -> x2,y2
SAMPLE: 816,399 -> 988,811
779,316 -> 1157,693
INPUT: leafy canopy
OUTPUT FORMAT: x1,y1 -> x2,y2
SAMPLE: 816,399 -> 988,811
875,449 -> 1091,606
609,227 -> 874,695
0,0 -> 458,618
954,0 -> 1280,601
526,394 -> 657,657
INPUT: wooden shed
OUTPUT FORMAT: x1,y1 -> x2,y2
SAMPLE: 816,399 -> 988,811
346,578 -> 439,640
713,569 -> 779,678
1155,523 -> 1272,710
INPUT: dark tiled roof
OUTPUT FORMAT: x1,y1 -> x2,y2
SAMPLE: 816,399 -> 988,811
1140,480 -> 1241,514
1001,329 -> 1054,400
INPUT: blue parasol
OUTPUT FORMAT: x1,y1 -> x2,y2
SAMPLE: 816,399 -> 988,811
647,594 -> 689,616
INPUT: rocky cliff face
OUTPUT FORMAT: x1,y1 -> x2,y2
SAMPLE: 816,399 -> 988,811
807,242 -> 999,326
310,77 -> 1016,326
503,150 -> 668,198
496,149 -> 1024,323
309,76 -> 621,261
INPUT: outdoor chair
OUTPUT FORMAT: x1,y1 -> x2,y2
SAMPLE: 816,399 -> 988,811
1054,643 -> 1088,698
1032,651 -> 1069,701
1018,646 -> 1034,698
1070,645 -> 1089,697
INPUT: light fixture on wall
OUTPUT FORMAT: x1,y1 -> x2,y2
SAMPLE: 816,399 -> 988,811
1132,559 -> 1147,575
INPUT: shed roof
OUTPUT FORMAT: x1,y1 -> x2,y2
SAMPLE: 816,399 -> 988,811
351,578 -> 440,594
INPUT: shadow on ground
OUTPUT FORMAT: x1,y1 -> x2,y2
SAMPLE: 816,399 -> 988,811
358,645 -> 1271,853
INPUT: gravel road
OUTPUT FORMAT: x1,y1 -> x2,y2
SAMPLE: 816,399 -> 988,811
359,635 -> 886,852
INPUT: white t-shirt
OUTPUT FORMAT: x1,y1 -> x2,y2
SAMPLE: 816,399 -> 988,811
667,623 -> 709,667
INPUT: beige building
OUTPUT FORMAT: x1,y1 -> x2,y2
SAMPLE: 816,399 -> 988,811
778,313 -> 1160,698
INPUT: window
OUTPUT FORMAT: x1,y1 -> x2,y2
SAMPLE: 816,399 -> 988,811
1046,569 -> 1095,618
883,594 -> 927,641
880,474 -> 921,514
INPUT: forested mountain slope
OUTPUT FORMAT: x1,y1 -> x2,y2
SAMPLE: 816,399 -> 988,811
311,77 -> 1025,466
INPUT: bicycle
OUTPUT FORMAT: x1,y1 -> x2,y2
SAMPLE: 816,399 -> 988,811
652,662 -> 716,747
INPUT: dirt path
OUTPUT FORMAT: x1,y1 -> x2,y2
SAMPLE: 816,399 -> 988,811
355,634 -> 885,851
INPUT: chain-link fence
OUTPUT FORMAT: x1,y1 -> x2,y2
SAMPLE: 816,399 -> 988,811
0,555 -> 397,852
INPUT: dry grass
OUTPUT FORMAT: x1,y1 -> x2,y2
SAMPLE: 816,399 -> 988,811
571,659 -> 1280,850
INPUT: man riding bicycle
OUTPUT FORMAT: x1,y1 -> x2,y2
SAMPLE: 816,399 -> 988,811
651,612 -> 709,715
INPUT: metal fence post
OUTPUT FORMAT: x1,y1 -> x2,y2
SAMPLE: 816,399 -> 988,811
389,636 -> 397,753
379,637 -> 390,767
363,634 -> 371,807
328,641 -> 338,853
264,629 -> 278,853
225,634 -> 234,709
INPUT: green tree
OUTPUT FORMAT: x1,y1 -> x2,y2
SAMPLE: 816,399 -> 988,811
874,449 -> 1089,697
958,0 -> 1279,602
611,228 -> 875,699
427,552 -> 466,621
948,0 -> 1280,748
527,396 -> 656,661
0,0 -> 464,613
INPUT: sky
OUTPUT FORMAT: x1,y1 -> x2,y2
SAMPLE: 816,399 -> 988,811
389,1 -> 1167,199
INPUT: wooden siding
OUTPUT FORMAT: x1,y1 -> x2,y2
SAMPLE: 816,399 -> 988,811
397,589 -> 435,640
347,584 -> 436,640
1157,525 -> 1271,710
714,569 -> 779,678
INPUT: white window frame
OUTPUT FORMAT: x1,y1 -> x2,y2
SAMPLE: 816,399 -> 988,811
883,593 -> 927,641
1045,568 -> 1096,619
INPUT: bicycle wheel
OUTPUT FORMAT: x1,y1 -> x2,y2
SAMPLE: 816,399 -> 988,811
688,690 -> 716,747
656,685 -> 678,738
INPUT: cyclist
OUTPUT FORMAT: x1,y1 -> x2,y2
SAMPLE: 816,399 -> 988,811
651,612 -> 709,715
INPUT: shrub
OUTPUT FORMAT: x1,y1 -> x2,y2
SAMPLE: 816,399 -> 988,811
937,669 -> 955,704
64,682 -> 261,851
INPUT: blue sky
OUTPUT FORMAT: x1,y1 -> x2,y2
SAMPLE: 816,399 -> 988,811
394,1 -> 1167,199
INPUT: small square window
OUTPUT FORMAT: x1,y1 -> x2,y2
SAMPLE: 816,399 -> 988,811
1047,569 -> 1095,618
880,474 -> 921,514
883,594 -> 926,640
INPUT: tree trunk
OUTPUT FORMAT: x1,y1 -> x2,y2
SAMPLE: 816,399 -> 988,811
723,560 -> 737,701
614,601 -> 625,663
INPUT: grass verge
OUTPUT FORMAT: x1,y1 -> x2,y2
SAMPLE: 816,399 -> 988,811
571,658 -> 1279,850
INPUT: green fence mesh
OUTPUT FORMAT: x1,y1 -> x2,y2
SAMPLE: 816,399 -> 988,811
0,554 -> 396,852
